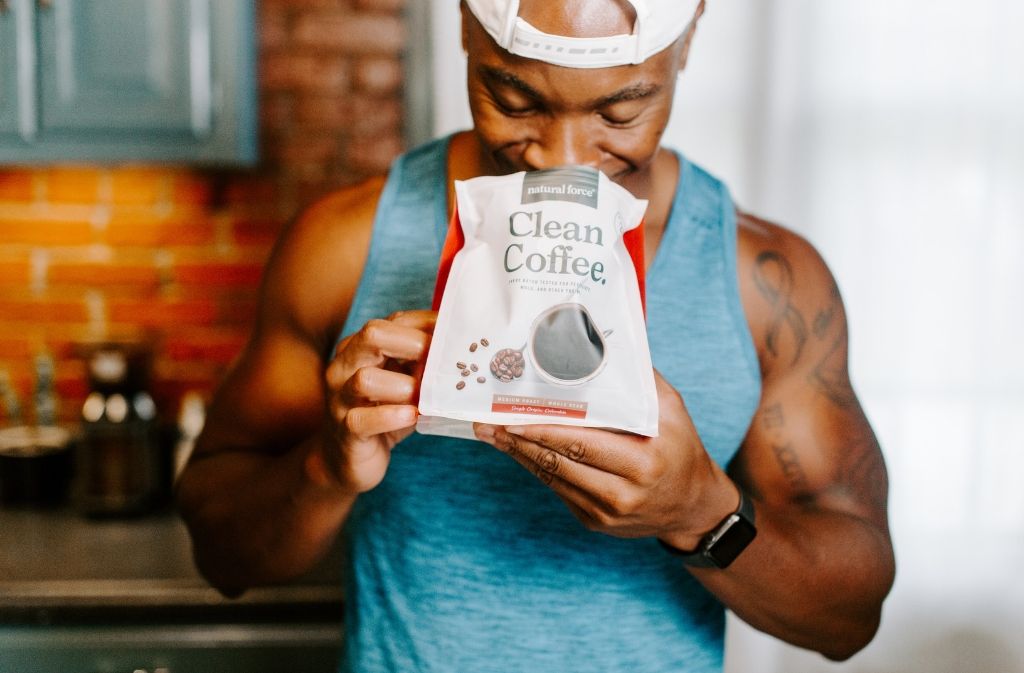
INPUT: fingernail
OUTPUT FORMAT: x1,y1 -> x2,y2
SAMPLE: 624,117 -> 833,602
505,425 -> 525,436
475,424 -> 495,442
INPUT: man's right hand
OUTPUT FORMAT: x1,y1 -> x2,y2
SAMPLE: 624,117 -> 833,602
309,310 -> 437,493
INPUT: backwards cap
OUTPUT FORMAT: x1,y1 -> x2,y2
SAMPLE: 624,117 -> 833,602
465,0 -> 702,69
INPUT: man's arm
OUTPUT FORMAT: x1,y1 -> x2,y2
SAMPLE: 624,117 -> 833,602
698,212 -> 895,659
175,178 -> 434,596
473,212 -> 894,661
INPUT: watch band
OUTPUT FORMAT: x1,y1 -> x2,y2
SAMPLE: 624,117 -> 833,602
658,487 -> 757,569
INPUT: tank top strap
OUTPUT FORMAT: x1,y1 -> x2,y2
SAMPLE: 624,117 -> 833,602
339,136 -> 452,339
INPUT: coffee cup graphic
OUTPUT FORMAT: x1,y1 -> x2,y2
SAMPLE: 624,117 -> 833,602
528,303 -> 611,385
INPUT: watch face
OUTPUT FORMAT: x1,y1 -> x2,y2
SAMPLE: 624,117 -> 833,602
707,515 -> 757,568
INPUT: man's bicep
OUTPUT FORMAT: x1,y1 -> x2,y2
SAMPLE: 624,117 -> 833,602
733,217 -> 889,529
730,372 -> 889,531
193,328 -> 328,461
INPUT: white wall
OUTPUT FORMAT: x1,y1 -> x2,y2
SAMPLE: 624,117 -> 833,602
430,2 -> 1024,671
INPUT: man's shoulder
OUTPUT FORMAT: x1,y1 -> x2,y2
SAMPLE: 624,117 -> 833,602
734,209 -> 843,378
292,175 -> 389,244
735,209 -> 834,286
260,175 -> 389,351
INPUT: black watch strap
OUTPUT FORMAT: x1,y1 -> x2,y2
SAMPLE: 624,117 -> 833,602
658,488 -> 757,569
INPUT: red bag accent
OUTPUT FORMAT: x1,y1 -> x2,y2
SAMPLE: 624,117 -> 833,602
432,206 -> 647,315
431,206 -> 465,311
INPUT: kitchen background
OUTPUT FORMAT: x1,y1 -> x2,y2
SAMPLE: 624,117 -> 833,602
0,0 -> 407,426
2,0 -> 1024,672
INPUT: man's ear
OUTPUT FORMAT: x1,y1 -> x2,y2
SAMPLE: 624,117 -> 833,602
677,0 -> 706,73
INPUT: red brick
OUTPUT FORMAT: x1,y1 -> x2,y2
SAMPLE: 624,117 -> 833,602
45,167 -> 103,203
261,53 -> 350,92
47,260 -> 163,289
345,134 -> 403,173
219,295 -> 260,326
273,134 -> 341,166
0,298 -> 90,323
292,11 -> 405,54
231,219 -> 285,247
348,95 -> 402,137
163,330 -> 248,364
170,174 -> 216,207
353,0 -> 405,11
54,366 -> 90,404
174,261 -> 266,288
150,374 -> 217,417
259,4 -> 290,51
105,212 -> 216,247
108,298 -> 219,328
294,96 -> 351,129
260,93 -> 295,131
0,171 -> 35,202
0,219 -> 95,246
109,168 -> 172,206
354,57 -> 403,94
0,338 -> 33,360
224,177 -> 280,207
261,0 -> 343,9
0,259 -> 30,285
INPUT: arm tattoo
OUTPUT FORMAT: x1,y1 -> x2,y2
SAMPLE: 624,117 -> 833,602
753,252 -> 808,366
761,402 -> 811,493
809,282 -> 858,409
772,442 -> 811,493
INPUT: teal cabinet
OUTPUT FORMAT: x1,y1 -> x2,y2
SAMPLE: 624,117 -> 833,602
0,0 -> 256,165
0,0 -> 34,140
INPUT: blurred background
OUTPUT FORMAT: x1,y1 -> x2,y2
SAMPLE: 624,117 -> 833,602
1,0 -> 1022,671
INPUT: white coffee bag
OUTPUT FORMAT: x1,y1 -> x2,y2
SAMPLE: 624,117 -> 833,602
417,167 -> 658,439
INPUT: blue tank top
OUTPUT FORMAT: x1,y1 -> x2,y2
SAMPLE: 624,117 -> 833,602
337,136 -> 761,673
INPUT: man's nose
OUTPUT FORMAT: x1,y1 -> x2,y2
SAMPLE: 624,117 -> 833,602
522,119 -> 602,169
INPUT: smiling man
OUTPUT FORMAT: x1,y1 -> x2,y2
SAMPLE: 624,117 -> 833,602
176,1 -> 896,671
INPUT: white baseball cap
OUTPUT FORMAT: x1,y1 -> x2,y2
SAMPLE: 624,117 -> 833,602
464,0 -> 702,69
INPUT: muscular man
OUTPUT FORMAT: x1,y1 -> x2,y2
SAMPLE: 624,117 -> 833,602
177,1 -> 895,670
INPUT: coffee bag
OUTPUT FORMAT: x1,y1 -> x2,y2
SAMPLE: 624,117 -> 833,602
417,167 -> 658,438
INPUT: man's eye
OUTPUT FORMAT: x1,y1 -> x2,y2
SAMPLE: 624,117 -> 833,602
495,99 -> 536,115
600,111 -> 640,126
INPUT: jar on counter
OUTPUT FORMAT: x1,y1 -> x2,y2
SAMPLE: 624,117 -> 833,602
72,345 -> 166,517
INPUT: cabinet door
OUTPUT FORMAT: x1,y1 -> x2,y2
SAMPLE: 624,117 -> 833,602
37,0 -> 211,138
0,0 -> 36,141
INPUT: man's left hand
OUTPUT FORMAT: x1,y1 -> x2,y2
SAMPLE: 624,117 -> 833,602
473,370 -> 739,551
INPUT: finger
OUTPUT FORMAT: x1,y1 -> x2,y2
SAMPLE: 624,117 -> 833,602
386,309 -> 437,332
496,437 -> 630,532
328,320 -> 432,388
490,426 -> 625,498
339,366 -> 417,407
500,423 -> 647,478
341,404 -> 418,443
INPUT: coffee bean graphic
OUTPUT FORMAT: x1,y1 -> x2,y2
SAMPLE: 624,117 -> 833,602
490,347 -> 525,383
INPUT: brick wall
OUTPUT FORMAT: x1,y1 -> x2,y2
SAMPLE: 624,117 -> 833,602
0,0 -> 408,425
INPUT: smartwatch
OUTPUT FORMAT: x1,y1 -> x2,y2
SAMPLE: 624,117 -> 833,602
658,488 -> 757,569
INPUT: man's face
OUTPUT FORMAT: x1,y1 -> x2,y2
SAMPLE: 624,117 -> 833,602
462,0 -> 690,183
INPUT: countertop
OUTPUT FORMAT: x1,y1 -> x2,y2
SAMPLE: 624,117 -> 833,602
0,506 -> 345,625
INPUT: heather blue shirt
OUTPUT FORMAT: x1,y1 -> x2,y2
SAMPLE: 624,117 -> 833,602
337,136 -> 761,672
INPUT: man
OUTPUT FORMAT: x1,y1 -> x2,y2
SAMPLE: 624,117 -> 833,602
176,1 -> 896,671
